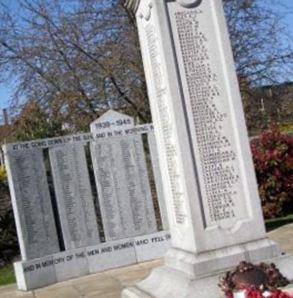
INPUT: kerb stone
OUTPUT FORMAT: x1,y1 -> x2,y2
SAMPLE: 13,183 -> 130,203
14,256 -> 56,291
53,248 -> 89,282
134,231 -> 171,263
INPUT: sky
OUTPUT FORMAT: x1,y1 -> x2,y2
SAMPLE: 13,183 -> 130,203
0,0 -> 292,110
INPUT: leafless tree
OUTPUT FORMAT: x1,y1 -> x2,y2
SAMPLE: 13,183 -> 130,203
225,0 -> 292,85
0,0 -> 148,132
0,0 -> 291,134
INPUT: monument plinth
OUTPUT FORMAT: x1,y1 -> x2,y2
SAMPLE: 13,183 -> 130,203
122,0 -> 293,297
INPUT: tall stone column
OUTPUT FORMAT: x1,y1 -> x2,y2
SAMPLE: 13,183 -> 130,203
123,0 -> 293,297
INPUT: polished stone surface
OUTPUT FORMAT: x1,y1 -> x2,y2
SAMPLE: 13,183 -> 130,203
147,132 -> 169,230
3,147 -> 60,260
49,143 -> 100,250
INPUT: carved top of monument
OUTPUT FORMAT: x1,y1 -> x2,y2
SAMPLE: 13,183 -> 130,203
90,110 -> 134,135
125,0 -> 203,12
176,0 -> 203,8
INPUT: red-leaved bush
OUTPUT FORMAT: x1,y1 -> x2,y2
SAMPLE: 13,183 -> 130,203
251,125 -> 293,219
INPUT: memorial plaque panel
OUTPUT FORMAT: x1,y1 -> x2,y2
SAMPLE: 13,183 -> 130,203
129,135 -> 157,232
144,19 -> 189,230
136,2 -> 197,251
4,148 -> 60,260
91,134 -> 157,241
147,132 -> 169,230
49,143 -> 100,249
168,1 -> 247,229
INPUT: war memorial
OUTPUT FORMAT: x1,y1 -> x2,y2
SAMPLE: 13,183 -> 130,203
121,0 -> 293,297
1,0 -> 293,297
3,111 -> 170,291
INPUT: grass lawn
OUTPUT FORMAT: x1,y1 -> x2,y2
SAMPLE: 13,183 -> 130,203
265,214 -> 293,232
280,122 -> 293,134
249,122 -> 293,137
0,264 -> 15,287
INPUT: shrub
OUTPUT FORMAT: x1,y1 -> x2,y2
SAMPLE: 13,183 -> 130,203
0,166 -> 18,266
0,165 -> 6,184
0,165 -> 10,213
0,209 -> 19,266
0,166 -> 10,216
251,124 -> 293,219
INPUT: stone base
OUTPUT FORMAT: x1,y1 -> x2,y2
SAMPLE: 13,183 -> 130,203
165,238 -> 281,278
15,231 -> 171,291
122,239 -> 293,298
122,266 -> 223,298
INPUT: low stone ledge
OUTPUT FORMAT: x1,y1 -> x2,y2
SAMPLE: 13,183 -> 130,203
14,230 -> 171,291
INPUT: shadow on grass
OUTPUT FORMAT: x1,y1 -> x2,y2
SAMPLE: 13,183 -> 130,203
265,214 -> 293,232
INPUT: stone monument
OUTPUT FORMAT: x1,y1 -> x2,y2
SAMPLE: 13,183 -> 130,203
122,0 -> 293,297
3,111 -> 171,291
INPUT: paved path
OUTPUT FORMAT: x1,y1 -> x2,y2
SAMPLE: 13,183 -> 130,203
268,223 -> 293,254
0,224 -> 293,298
0,259 -> 163,298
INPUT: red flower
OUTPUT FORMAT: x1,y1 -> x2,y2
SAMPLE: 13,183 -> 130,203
269,289 -> 293,298
245,288 -> 263,298
225,289 -> 293,298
